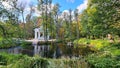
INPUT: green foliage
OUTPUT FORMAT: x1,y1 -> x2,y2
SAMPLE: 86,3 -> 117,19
74,38 -> 90,45
0,38 -> 20,49
74,38 -> 110,50
0,37 -> 3,41
11,56 -> 34,68
86,54 -> 120,68
0,53 -> 89,68
81,0 -> 120,37
73,38 -> 96,55
0,53 -> 24,65
90,39 -> 110,50
101,43 -> 120,56
86,48 -> 120,68
20,41 -> 33,49
12,57 -> 88,68
112,42 -> 120,49
86,40 -> 120,68
0,21 -> 24,39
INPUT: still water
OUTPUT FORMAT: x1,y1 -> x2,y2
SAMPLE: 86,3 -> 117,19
0,45 -> 50,57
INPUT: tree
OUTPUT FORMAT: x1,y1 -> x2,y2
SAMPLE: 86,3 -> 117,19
25,5 -> 35,39
52,3 -> 61,40
81,0 -> 120,38
17,1 -> 27,39
74,9 -> 80,39
62,12 -> 69,39
68,9 -> 72,40
38,0 -> 52,41
0,0 -> 23,38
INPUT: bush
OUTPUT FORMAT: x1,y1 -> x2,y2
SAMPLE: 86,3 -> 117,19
74,38 -> 120,68
86,44 -> 120,68
74,38 -> 110,50
0,53 -> 24,65
0,53 -> 89,68
90,39 -> 110,50
0,38 -> 20,49
20,41 -> 33,49
100,42 -> 120,56
112,42 -> 120,49
74,38 -> 90,45
86,53 -> 119,68
11,57 -> 89,68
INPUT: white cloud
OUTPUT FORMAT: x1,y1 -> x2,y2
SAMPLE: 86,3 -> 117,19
66,0 -> 75,3
63,10 -> 69,13
24,4 -> 56,17
2,2 -> 12,9
60,10 -> 75,20
77,0 -> 88,13
17,0 -> 31,5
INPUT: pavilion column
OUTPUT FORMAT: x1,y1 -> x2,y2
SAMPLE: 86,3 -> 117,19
35,30 -> 37,39
38,46 -> 40,54
47,35 -> 49,40
38,32 -> 40,39
34,45 -> 37,55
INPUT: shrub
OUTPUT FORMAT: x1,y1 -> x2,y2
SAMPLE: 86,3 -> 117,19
11,57 -> 89,68
86,53 -> 119,68
74,38 -> 110,50
0,38 -> 19,49
73,38 -> 90,45
112,42 -> 120,49
90,39 -> 110,50
20,41 -> 33,49
0,53 -> 89,68
0,53 -> 24,65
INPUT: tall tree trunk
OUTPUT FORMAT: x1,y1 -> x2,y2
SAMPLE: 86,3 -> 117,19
45,0 -> 48,42
76,19 -> 79,39
22,11 -> 25,39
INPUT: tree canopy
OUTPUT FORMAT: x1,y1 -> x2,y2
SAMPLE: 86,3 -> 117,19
81,0 -> 120,38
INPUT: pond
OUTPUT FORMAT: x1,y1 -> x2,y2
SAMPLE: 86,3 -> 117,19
0,45 -> 50,57
0,41 -> 75,58
0,44 -> 64,58
0,46 -> 22,54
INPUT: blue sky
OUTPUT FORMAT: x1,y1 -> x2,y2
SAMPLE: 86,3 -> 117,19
2,0 -> 87,22
52,0 -> 84,11
16,0 -> 87,21
18,0 -> 88,12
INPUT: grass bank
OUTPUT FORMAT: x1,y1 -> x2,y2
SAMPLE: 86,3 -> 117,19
0,53 -> 89,68
74,38 -> 120,68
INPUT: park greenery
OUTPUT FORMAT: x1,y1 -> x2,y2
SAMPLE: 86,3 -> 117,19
0,0 -> 120,68
0,53 -> 89,68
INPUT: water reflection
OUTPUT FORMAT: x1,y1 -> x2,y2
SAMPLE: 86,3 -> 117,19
0,46 -> 22,54
0,43 -> 64,58
34,45 -> 50,57
0,45 -> 50,57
